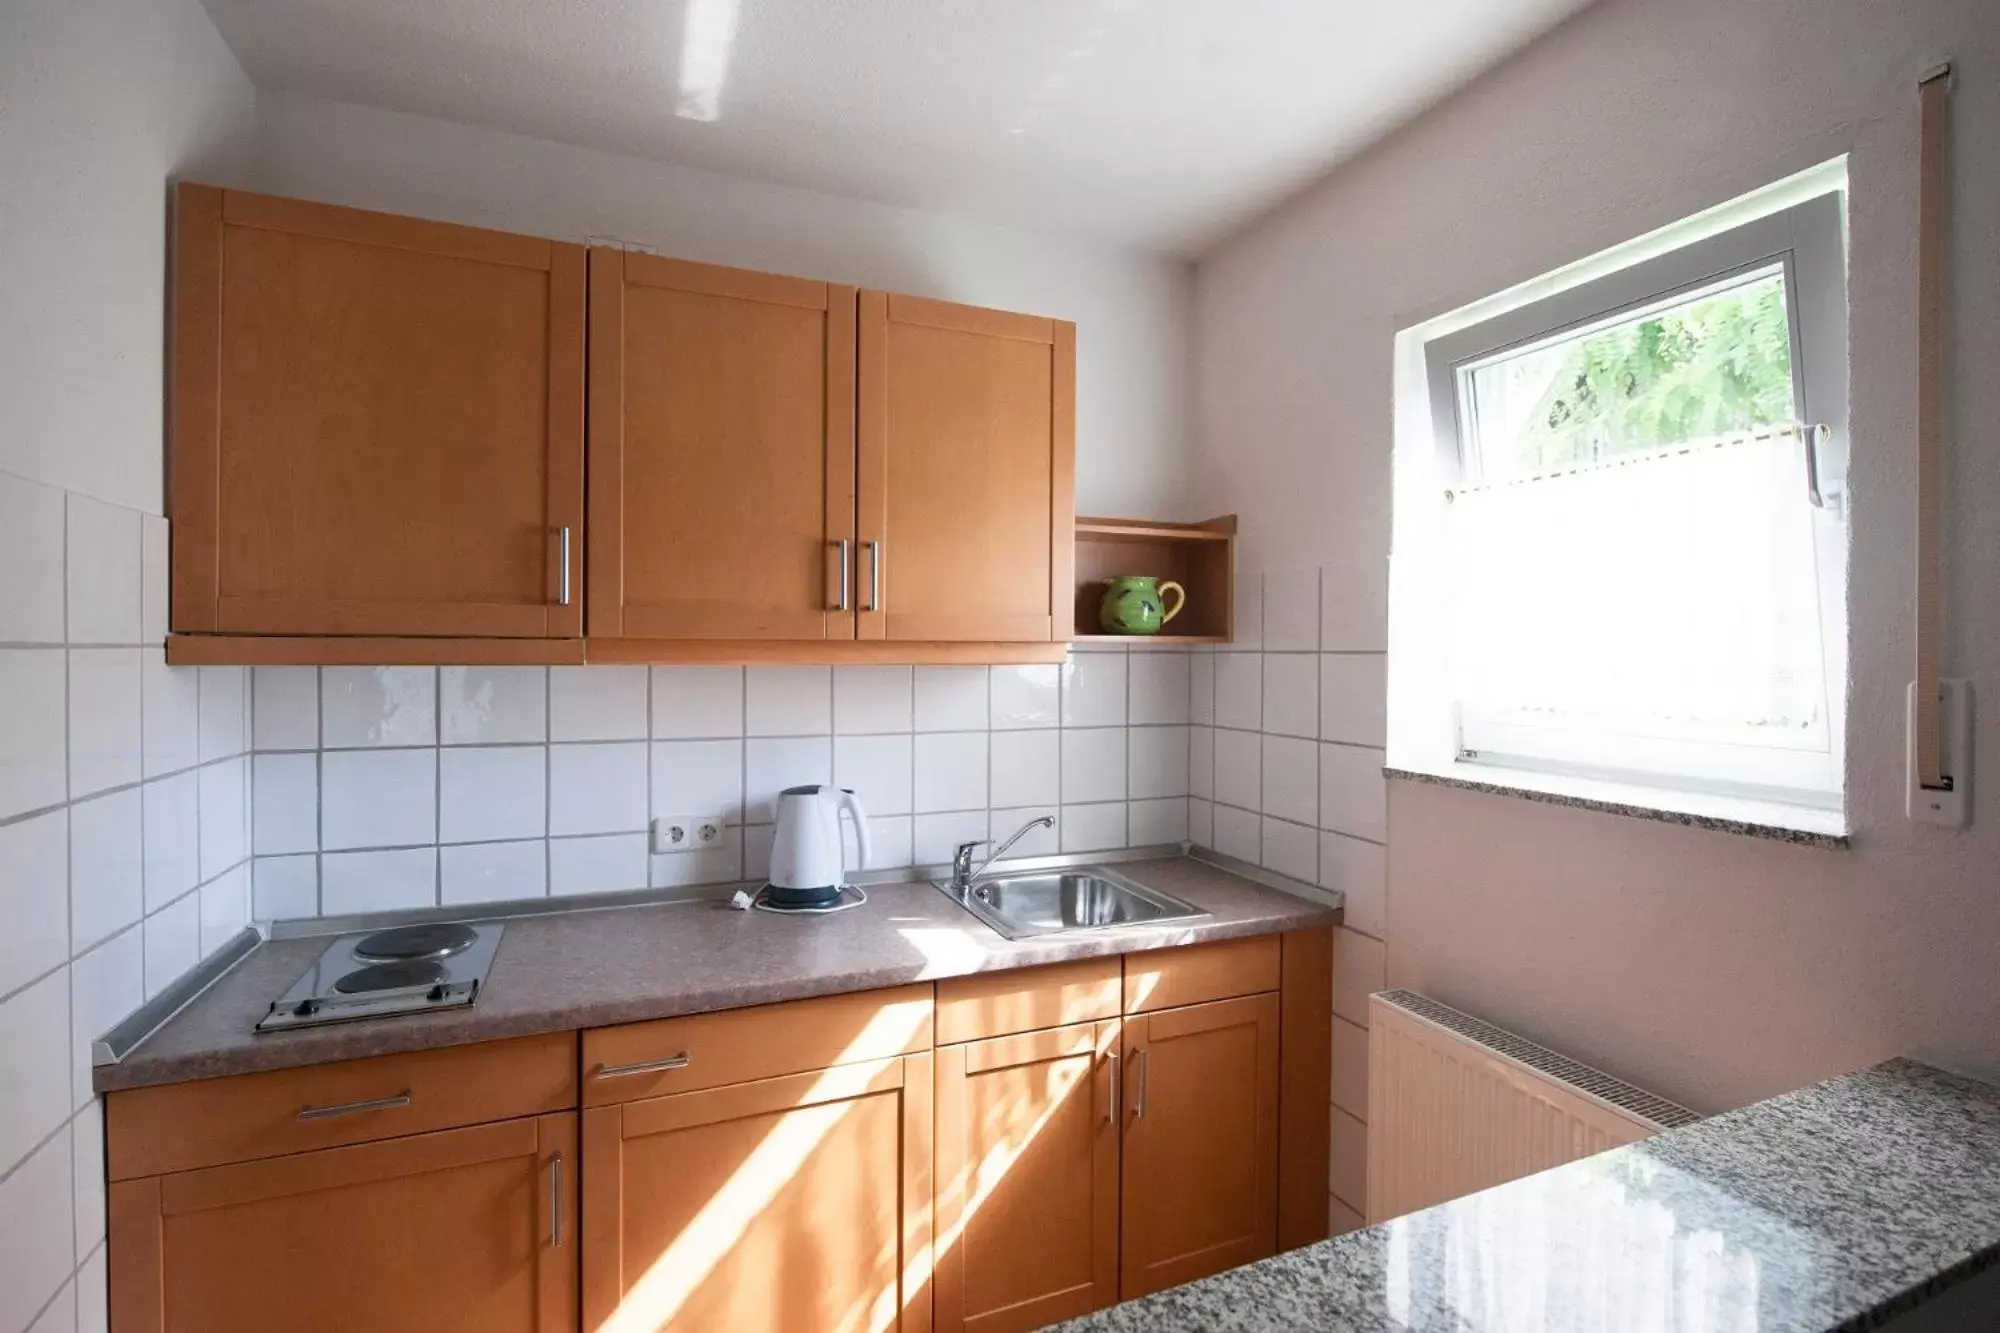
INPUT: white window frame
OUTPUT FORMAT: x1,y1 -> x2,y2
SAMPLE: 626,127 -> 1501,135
1390,173 -> 1850,834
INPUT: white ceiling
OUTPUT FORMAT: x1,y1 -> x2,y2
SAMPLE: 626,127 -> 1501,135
200,0 -> 1593,255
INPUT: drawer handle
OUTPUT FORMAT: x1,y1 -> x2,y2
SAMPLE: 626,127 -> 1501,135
557,526 -> 573,606
549,1151 -> 565,1249
1104,1050 -> 1119,1124
832,538 -> 851,612
297,1091 -> 412,1122
865,540 -> 882,612
1131,1048 -> 1148,1120
594,1052 -> 691,1080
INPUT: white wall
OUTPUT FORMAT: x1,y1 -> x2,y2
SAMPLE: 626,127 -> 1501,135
249,91 -> 1197,521
0,2 -> 260,1330
1191,0 -> 2000,1225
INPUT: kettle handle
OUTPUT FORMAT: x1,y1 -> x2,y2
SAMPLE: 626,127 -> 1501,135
837,788 -> 874,872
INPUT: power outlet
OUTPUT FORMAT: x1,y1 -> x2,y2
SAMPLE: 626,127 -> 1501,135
653,815 -> 726,854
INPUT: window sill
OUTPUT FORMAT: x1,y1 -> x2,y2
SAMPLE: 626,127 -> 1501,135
1383,762 -> 1850,850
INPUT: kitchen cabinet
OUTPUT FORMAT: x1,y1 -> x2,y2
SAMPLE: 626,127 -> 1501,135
168,186 -> 585,657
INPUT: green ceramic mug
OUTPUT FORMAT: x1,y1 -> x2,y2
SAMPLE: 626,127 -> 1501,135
1098,575 -> 1185,635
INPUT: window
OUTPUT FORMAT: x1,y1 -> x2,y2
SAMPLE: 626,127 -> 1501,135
1394,173 -> 1849,831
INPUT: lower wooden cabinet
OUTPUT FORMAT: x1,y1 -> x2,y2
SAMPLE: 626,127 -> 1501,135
1118,993 -> 1282,1299
582,1053 -> 934,1332
108,1112 -> 576,1333
933,1021 -> 1121,1333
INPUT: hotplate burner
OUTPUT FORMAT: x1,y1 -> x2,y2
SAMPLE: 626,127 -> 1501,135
334,960 -> 449,994
352,922 -> 478,963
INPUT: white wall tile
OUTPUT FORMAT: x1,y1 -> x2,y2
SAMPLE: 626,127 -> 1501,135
1213,728 -> 1260,810
321,847 -> 436,915
549,833 -> 647,897
439,746 -> 545,843
141,772 -> 198,914
1128,725 -> 1189,799
1261,816 -> 1318,882
1261,735 -> 1319,827
0,472 -> 66,642
651,666 -> 744,739
834,666 -> 912,735
441,840 -> 546,905
1130,797 -> 1189,845
1321,832 -> 1387,938
143,894 -> 200,1000
140,513 -> 169,645
439,666 -> 546,745
1322,559 -> 1389,652
70,926 -> 141,1109
914,666 -> 987,731
1188,652 -> 1215,726
72,1097 -> 105,1260
1320,654 -> 1388,746
1321,744 -> 1387,843
253,854 -> 318,921
549,665 -> 646,742
1214,652 -> 1262,731
1334,927 -> 1387,1028
1129,652 -> 1190,725
252,667 -> 319,750
1060,801 -> 1126,852
1333,1016 -> 1371,1121
0,970 -> 70,1175
989,729 -> 1059,808
70,789 -> 141,953
141,651 -> 200,779
745,736 -> 832,823
1230,566 -> 1262,648
986,807 -> 1059,859
548,742 -> 648,836
1263,652 -> 1319,739
1188,797 -> 1214,846
651,739 -> 744,824
0,1125 -> 73,1333
0,810 -> 66,997
1262,569 -> 1321,651
650,839 -> 742,889
1189,726 -> 1215,799
197,756 -> 247,881
76,1244 -> 107,1333
834,734 -> 913,817
321,666 -> 434,748
989,665 -> 1059,730
251,753 -> 317,855
320,749 -> 434,851
1213,803 -> 1260,862
65,493 -> 141,645
29,1278 -> 76,1333
0,650 -> 67,818
197,665 -> 248,761
1061,651 -> 1127,727
202,861 -> 249,964
913,810 -> 987,865
745,666 -> 832,736
1330,1105 -> 1368,1211
1060,728 -> 1126,804
844,813 -> 911,872
915,732 -> 988,813
68,649 -> 141,797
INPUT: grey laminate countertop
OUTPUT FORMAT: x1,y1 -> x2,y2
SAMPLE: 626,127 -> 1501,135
96,856 -> 1337,1092
1048,1058 -> 2000,1333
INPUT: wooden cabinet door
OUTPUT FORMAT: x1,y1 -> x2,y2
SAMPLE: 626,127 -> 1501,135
171,186 -> 584,639
583,1054 -> 934,1333
108,1112 -> 576,1333
934,1022 -> 1119,1333
589,251 -> 858,641
1119,993 -> 1280,1299
857,292 -> 1074,643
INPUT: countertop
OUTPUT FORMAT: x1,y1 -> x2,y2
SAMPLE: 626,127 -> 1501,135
1049,1058 -> 2000,1333
97,856 -> 1338,1092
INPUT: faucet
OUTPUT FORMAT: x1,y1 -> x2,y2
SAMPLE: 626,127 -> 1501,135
950,816 -> 1055,895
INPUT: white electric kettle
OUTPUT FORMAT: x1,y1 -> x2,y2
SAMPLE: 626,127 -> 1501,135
768,785 -> 872,906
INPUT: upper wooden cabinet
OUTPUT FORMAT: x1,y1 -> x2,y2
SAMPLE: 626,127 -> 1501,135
858,293 -> 1075,643
169,186 -> 585,644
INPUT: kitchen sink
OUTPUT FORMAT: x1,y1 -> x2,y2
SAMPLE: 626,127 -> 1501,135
936,865 -> 1208,940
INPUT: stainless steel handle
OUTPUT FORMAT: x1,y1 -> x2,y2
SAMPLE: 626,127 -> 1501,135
832,539 -> 851,612
549,1151 -> 564,1248
865,540 -> 882,611
1105,1050 -> 1119,1124
594,1052 -> 691,1080
297,1091 -> 412,1122
558,526 -> 573,606
1132,1048 -> 1148,1120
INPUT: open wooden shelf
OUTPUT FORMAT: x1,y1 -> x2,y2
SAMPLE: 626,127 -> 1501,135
1073,514 -> 1236,642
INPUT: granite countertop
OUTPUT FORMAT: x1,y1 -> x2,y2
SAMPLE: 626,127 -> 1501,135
97,855 -> 1337,1092
1050,1058 -> 2000,1333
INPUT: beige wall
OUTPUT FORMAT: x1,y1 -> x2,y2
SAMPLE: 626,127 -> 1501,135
1193,0 -> 2000,1137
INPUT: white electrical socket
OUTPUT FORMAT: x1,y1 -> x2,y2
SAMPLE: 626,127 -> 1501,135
653,816 -> 726,854
693,819 -> 723,846
1906,679 -> 1972,827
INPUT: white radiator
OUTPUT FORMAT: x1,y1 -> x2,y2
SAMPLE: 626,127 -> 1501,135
1366,990 -> 1699,1222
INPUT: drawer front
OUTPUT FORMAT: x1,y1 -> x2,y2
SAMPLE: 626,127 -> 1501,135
583,984 -> 934,1107
935,957 -> 1121,1045
1123,935 -> 1281,1014
106,1031 -> 577,1181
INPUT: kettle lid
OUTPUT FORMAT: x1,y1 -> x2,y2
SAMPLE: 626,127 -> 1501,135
779,783 -> 831,796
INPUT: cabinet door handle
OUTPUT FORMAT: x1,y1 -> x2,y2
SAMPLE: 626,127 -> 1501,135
1131,1048 -> 1148,1120
557,526 -> 573,606
832,539 -> 850,612
864,540 -> 882,612
549,1151 -> 564,1248
297,1091 -> 412,1122
594,1052 -> 691,1079
1104,1050 -> 1119,1124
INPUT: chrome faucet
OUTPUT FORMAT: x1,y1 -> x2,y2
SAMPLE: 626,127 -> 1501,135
950,816 -> 1055,894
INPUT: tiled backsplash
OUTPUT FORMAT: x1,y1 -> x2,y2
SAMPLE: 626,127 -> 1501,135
248,648 -> 1197,919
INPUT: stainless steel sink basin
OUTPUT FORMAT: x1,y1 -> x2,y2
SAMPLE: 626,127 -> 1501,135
936,865 -> 1208,940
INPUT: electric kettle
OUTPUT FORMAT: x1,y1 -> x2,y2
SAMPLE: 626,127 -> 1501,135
768,785 -> 873,907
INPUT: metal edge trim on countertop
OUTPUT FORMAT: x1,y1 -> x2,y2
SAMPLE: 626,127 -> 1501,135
93,924 -> 265,1067
1185,844 -> 1345,911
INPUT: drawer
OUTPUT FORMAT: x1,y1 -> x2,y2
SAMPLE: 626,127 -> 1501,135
106,1031 -> 577,1181
936,957 -> 1121,1045
1123,934 -> 1281,1014
583,984 -> 934,1107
